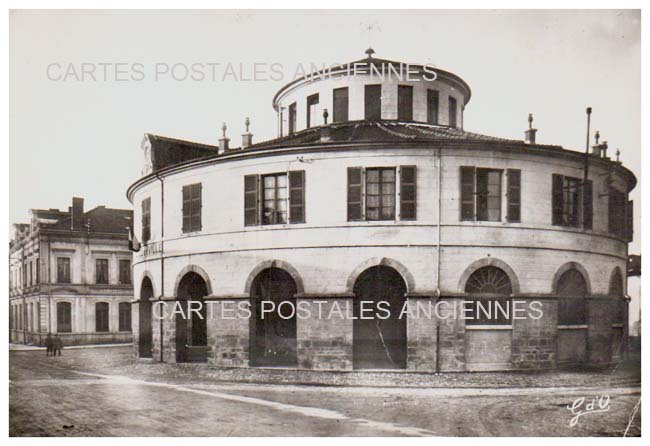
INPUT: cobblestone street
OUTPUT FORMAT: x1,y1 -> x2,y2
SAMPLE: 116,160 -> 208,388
9,346 -> 641,437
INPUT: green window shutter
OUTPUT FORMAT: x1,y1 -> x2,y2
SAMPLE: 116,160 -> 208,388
507,169 -> 521,222
289,170 -> 305,224
552,174 -> 564,226
347,167 -> 363,221
244,174 -> 259,226
583,179 -> 593,230
400,166 -> 417,220
460,166 -> 475,221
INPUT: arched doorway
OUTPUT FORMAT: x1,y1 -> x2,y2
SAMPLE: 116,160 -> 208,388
353,266 -> 407,369
556,267 -> 589,365
138,277 -> 153,358
176,272 -> 208,363
464,266 -> 513,369
249,268 -> 297,367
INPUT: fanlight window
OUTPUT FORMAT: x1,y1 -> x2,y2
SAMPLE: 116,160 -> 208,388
465,266 -> 512,325
465,266 -> 513,295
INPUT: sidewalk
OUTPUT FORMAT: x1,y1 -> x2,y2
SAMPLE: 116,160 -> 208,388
9,343 -> 132,351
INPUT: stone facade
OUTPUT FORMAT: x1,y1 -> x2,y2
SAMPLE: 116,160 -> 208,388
126,53 -> 635,372
9,198 -> 134,346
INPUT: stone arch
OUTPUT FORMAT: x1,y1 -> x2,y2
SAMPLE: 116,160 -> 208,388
457,257 -> 520,294
244,260 -> 305,296
346,257 -> 415,294
173,264 -> 213,297
608,266 -> 625,297
138,271 -> 156,300
552,262 -> 592,295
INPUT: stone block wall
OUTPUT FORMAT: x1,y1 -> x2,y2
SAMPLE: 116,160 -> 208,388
296,298 -> 353,370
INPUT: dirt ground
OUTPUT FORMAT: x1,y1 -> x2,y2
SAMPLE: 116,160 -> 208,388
9,346 -> 641,437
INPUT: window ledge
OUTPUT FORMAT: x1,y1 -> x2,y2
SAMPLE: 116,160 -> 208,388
558,324 -> 588,330
611,324 -> 624,328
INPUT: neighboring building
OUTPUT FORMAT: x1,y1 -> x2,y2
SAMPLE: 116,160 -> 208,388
128,50 -> 636,371
9,197 -> 134,346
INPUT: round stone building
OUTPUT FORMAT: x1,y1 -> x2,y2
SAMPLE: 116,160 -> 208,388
127,51 -> 635,371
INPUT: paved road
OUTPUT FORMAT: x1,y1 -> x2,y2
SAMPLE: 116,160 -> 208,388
9,348 -> 641,437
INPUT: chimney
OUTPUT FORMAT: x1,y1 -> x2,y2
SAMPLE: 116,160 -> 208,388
241,117 -> 253,148
71,197 -> 84,231
524,113 -> 537,144
218,122 -> 230,153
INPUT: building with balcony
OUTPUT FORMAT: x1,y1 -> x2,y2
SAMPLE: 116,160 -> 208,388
9,197 -> 134,346
127,50 -> 635,371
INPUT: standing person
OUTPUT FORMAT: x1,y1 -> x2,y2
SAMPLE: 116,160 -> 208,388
53,334 -> 63,356
45,333 -> 53,357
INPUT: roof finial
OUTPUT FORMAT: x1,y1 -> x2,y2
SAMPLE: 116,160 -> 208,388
365,47 -> 375,59
616,148 -> 621,162
244,117 -> 250,133
221,122 -> 227,138
528,113 -> 533,129
595,130 -> 600,145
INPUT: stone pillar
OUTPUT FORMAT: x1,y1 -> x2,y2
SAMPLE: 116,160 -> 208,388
437,297 -> 466,371
296,297 -> 353,370
406,296 -> 438,371
207,299 -> 250,367
511,298 -> 557,369
587,298 -> 614,366
131,300 -> 141,358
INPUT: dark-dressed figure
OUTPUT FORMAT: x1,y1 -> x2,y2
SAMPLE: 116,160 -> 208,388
53,334 -> 63,356
45,333 -> 53,356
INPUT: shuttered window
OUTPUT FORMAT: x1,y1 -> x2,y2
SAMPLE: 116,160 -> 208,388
506,169 -> 521,222
289,170 -> 305,223
460,166 -> 475,221
427,89 -> 439,125
244,175 -> 259,226
583,179 -> 593,230
397,85 -> 413,121
608,187 -> 628,239
245,172 -> 305,226
347,167 -> 363,221
400,166 -> 417,220
182,183 -> 202,233
141,197 -> 151,243
625,200 -> 634,242
364,84 -> 382,120
333,87 -> 349,123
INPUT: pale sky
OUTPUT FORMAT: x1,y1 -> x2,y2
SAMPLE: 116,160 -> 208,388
9,9 -> 641,253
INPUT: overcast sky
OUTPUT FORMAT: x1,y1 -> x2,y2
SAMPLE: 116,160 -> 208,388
9,9 -> 641,252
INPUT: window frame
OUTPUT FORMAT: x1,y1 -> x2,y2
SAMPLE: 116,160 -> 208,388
448,96 -> 458,128
118,302 -> 132,332
397,85 -> 413,121
141,197 -> 151,243
95,302 -> 110,333
95,258 -> 109,285
118,259 -> 131,285
56,257 -> 71,284
333,87 -> 349,123
57,301 -> 72,333
306,93 -> 319,128
427,89 -> 439,125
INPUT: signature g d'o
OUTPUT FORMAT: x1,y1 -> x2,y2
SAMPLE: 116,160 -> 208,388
567,394 -> 610,427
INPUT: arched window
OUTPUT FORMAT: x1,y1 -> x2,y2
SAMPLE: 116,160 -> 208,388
465,266 -> 512,325
557,269 -> 587,325
119,302 -> 132,332
95,302 -> 110,332
57,302 -> 72,333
